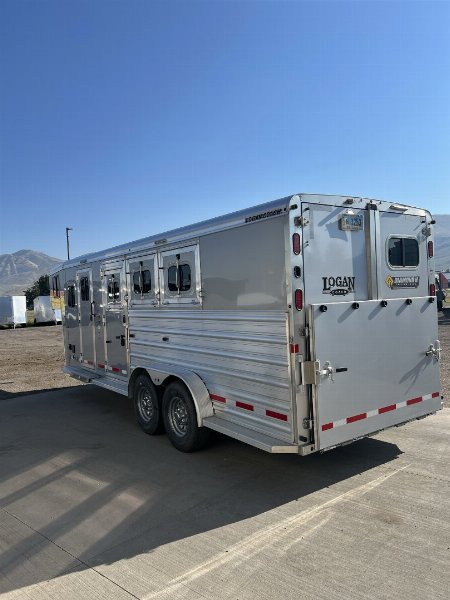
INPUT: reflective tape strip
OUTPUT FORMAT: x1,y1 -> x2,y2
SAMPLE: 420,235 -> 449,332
266,409 -> 288,422
321,392 -> 441,432
236,401 -> 254,412
210,394 -> 226,403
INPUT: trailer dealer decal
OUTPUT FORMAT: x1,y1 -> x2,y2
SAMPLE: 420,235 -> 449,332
321,392 -> 440,432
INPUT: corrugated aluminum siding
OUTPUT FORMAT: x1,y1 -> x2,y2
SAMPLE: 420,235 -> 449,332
129,309 -> 293,442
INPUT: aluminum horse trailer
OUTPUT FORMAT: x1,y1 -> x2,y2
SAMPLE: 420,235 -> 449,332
56,193 -> 442,454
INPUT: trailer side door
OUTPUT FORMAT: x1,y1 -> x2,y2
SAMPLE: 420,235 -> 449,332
103,262 -> 128,377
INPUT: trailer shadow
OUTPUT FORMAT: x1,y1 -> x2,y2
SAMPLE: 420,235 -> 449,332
0,385 -> 402,594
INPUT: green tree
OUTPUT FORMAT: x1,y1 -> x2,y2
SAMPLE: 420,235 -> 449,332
24,274 -> 50,309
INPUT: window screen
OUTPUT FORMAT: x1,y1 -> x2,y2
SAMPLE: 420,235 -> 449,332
133,269 -> 151,295
80,277 -> 90,301
168,264 -> 191,293
67,285 -> 76,308
107,275 -> 121,303
388,238 -> 419,267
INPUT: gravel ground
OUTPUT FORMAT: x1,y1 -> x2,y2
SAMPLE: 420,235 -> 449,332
0,317 -> 449,405
0,325 -> 81,399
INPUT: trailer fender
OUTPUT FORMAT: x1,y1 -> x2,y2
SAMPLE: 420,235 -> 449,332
131,364 -> 214,426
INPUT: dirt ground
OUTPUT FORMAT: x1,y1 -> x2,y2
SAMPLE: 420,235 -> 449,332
0,325 -> 81,399
0,317 -> 449,405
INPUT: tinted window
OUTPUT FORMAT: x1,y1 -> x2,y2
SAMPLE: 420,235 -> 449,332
168,264 -> 191,293
388,237 -> 419,267
80,277 -> 90,301
133,269 -> 151,295
67,285 -> 76,308
52,275 -> 60,297
107,275 -> 120,303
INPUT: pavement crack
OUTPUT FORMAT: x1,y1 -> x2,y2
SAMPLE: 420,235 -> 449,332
0,506 -> 140,599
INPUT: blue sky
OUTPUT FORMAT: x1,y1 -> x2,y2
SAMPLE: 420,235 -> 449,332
1,0 -> 449,260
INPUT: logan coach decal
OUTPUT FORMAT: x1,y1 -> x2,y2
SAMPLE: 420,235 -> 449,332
322,276 -> 355,296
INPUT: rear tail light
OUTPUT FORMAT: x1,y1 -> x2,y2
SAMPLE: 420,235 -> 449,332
295,289 -> 303,310
292,233 -> 301,255
429,283 -> 436,296
428,241 -> 434,258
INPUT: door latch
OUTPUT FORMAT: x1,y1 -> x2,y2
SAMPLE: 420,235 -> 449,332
317,361 -> 335,382
425,340 -> 441,361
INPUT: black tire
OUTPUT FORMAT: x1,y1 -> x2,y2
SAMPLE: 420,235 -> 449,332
162,381 -> 211,452
133,374 -> 164,435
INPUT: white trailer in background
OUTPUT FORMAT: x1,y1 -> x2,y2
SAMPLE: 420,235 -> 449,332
33,295 -> 62,325
0,296 -> 27,328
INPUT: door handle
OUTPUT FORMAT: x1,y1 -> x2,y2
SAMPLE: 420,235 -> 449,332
116,334 -> 126,346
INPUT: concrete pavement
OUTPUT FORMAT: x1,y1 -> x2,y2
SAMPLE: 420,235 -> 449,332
0,385 -> 449,599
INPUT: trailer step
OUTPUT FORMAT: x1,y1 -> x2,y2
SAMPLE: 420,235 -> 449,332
63,365 -> 100,383
203,416 -> 299,454
92,377 -> 129,397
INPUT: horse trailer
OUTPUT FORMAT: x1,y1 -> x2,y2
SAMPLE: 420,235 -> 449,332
33,295 -> 62,325
56,193 -> 442,454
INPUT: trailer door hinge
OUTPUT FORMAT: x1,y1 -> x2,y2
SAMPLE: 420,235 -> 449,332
303,417 -> 314,430
301,361 -> 320,385
294,216 -> 309,227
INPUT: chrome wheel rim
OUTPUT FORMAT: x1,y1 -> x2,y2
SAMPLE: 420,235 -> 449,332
169,396 -> 188,436
137,386 -> 154,423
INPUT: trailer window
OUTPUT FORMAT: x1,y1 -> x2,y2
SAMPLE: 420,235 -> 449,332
80,277 -> 90,302
388,237 -> 419,267
107,275 -> 121,303
67,284 -> 76,308
133,269 -> 151,295
168,264 -> 191,293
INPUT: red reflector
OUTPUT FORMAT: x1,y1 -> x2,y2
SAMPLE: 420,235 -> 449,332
266,410 -> 288,422
236,401 -> 254,411
429,283 -> 436,296
428,241 -> 434,257
322,422 -> 334,431
432,392 -> 440,398
292,233 -> 301,255
295,289 -> 303,311
290,343 -> 299,354
210,394 -> 226,403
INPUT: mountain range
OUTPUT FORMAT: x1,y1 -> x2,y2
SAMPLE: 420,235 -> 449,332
0,215 -> 449,296
0,250 -> 62,296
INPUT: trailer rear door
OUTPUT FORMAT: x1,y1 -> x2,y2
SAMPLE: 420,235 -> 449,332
309,298 -> 441,450
301,201 -> 441,450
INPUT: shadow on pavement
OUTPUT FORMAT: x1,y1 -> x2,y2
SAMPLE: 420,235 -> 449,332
0,385 -> 402,593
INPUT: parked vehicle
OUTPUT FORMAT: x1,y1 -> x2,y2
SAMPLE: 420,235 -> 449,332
33,295 -> 62,325
436,272 -> 450,316
55,193 -> 442,454
0,296 -> 27,328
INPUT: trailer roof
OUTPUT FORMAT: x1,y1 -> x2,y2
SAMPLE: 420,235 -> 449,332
55,193 -> 430,270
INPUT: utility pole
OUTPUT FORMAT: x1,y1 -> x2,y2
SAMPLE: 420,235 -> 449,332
66,227 -> 73,260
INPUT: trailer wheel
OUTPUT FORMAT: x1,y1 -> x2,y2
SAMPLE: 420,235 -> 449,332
133,374 -> 164,435
162,382 -> 210,452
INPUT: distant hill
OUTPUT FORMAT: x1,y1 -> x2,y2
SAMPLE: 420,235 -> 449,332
434,214 -> 450,272
0,250 -> 62,296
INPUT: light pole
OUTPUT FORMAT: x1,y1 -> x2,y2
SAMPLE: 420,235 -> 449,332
66,227 -> 73,260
